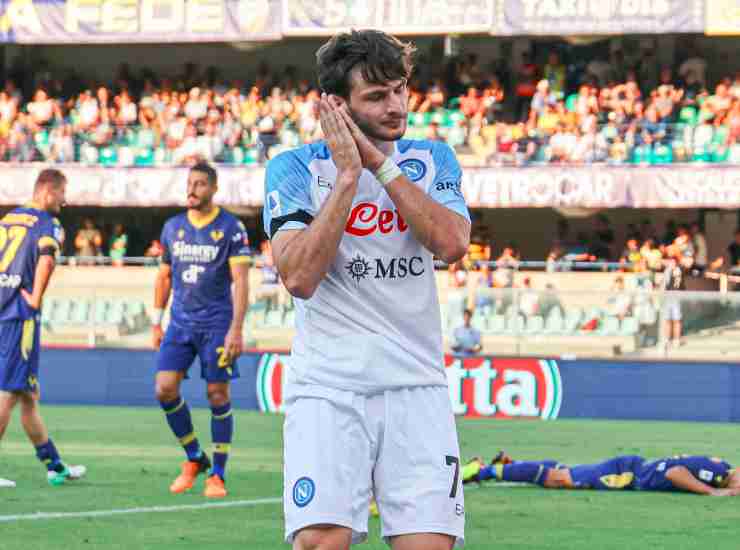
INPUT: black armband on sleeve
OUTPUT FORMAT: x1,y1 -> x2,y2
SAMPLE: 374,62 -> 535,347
269,210 -> 314,239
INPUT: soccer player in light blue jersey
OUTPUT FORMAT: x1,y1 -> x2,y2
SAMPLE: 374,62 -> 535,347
0,169 -> 86,487
264,30 -> 471,550
152,162 -> 250,499
463,451 -> 740,496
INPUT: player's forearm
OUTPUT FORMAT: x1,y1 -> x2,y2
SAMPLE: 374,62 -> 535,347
665,467 -> 715,495
153,272 -> 172,319
230,266 -> 249,331
276,177 -> 357,299
27,256 -> 55,309
384,176 -> 470,263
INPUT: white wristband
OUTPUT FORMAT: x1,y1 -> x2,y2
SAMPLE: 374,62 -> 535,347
373,157 -> 402,187
152,308 -> 165,326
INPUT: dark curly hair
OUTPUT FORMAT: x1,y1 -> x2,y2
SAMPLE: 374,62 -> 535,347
316,29 -> 416,98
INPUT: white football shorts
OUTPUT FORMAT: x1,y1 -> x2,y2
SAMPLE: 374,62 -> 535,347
284,384 -> 465,547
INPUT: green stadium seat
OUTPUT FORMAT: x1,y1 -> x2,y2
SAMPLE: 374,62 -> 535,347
94,299 -> 110,324
105,300 -> 125,325
134,148 -> 155,166
471,311 -> 487,331
525,315 -> 544,334
505,314 -> 525,334
620,317 -> 639,335
544,311 -> 563,334
52,299 -> 72,324
563,308 -> 583,333
99,147 -> 118,166
244,147 -> 259,165
489,314 -> 506,333
70,300 -> 91,324
597,316 -> 620,335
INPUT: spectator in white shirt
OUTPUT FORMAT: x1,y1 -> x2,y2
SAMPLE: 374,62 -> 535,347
451,309 -> 482,356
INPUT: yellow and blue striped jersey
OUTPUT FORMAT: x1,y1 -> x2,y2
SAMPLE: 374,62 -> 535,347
161,207 -> 250,331
0,205 -> 63,322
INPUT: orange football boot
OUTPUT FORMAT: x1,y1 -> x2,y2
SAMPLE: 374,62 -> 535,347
204,475 -> 228,498
170,456 -> 210,494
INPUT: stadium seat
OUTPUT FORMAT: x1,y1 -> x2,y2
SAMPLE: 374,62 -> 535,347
563,308 -> 583,333
544,310 -> 564,334
620,317 -> 639,335
70,300 -> 92,324
471,310 -> 487,331
99,147 -> 118,166
598,316 -> 620,335
52,299 -> 72,324
488,314 -> 506,334
525,315 -> 544,335
95,299 -> 110,324
505,314 -> 526,334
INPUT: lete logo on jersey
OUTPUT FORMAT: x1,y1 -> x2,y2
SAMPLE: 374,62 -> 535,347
445,357 -> 562,419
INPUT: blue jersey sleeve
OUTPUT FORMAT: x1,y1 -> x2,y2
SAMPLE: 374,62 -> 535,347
38,217 -> 63,256
227,219 -> 252,267
428,142 -> 470,222
160,222 -> 172,265
263,150 -> 314,240
682,457 -> 733,488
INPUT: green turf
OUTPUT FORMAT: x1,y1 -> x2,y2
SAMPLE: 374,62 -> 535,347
1,406 -> 739,549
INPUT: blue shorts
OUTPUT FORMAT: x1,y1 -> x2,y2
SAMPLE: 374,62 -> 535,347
569,455 -> 644,490
157,323 -> 240,383
0,318 -> 41,393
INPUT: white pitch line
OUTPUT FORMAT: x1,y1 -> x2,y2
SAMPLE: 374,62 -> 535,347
0,497 -> 282,523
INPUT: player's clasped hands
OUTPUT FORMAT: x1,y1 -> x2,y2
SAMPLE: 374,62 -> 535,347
319,93 -> 362,181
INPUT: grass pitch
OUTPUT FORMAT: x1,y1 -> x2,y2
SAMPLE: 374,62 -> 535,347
1,406 -> 739,550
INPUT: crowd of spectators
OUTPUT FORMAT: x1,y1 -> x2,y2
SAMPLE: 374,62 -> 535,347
450,215 -> 740,283
0,49 -> 738,166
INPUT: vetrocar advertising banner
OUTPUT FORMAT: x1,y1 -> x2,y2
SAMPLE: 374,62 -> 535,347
0,0 -> 281,43
3,164 -> 740,210
282,0 -> 494,36
495,0 -> 705,35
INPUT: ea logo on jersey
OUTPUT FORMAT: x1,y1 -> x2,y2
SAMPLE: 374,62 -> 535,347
398,159 -> 427,182
293,477 -> 315,508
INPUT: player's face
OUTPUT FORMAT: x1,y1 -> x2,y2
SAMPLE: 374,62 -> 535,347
187,171 -> 216,211
345,69 -> 408,142
46,182 -> 66,214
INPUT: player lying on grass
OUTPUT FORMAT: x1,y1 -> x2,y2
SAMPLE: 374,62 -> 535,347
462,452 -> 740,496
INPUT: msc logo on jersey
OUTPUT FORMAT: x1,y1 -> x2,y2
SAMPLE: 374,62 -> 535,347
344,254 -> 424,283
210,230 -> 224,243
398,159 -> 427,182
178,229 -> 185,239
293,477 -> 315,508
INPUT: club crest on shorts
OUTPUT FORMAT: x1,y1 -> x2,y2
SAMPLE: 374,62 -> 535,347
398,159 -> 427,182
293,477 -> 315,507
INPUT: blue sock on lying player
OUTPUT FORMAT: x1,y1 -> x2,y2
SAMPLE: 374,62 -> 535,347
35,439 -> 64,472
210,402 -> 233,480
160,396 -> 203,461
480,460 -> 559,486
